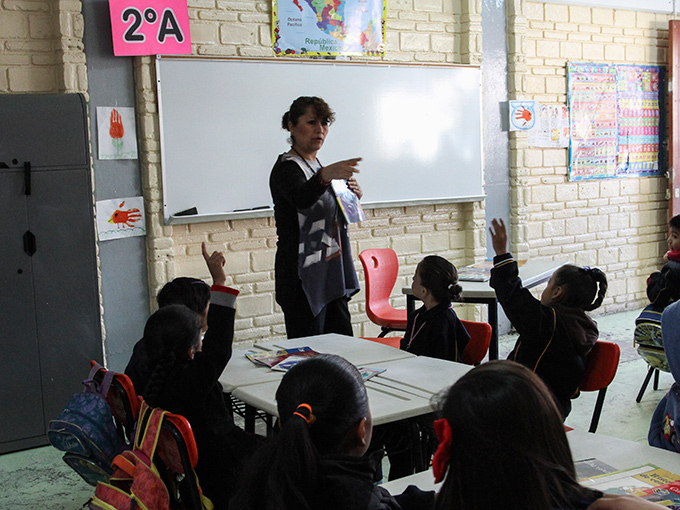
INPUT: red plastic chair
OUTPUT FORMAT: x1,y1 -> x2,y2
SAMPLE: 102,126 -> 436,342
90,361 -> 140,445
579,341 -> 621,433
459,320 -> 492,365
360,336 -> 402,349
359,249 -> 408,337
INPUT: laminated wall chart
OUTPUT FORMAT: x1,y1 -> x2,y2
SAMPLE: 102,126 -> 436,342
567,62 -> 663,181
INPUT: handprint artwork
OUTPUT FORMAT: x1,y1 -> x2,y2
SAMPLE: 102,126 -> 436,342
97,106 -> 138,160
96,196 -> 146,241
509,101 -> 536,131
109,108 -> 125,157
108,201 -> 142,228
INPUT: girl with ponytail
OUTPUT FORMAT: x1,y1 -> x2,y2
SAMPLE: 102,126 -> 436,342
229,354 -> 434,510
401,255 -> 470,362
489,218 -> 608,418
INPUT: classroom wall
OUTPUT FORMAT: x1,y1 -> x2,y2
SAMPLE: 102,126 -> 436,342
2,0 -> 677,351
133,0 -> 488,342
508,1 -> 676,312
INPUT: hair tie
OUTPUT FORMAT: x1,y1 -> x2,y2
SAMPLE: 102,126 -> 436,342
432,418 -> 452,483
447,283 -> 453,290
293,403 -> 316,425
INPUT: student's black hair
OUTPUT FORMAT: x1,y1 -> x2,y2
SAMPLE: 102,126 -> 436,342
670,214 -> 680,230
418,255 -> 463,303
156,277 -> 210,315
281,96 -> 335,146
229,354 -> 369,510
552,264 -> 607,312
141,304 -> 202,404
433,360 -> 600,510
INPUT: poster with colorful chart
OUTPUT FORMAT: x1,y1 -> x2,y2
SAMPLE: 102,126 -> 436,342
615,65 -> 661,177
96,197 -> 146,241
97,106 -> 138,160
567,62 -> 662,181
272,0 -> 385,56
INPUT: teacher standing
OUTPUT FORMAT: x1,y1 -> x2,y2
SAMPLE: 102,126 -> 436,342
270,96 -> 363,339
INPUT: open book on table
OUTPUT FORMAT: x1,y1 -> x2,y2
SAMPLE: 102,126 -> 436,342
578,462 -> 680,507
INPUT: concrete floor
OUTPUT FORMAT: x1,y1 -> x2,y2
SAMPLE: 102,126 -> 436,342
0,309 -> 673,509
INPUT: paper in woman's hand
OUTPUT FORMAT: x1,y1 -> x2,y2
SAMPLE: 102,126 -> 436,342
331,179 -> 365,224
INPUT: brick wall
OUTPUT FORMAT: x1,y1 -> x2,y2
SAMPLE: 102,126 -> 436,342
0,0 -> 86,93
508,1 -> 675,313
135,0 -> 487,343
3,0 -> 674,346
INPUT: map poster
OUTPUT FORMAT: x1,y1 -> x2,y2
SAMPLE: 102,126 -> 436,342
272,0 -> 385,56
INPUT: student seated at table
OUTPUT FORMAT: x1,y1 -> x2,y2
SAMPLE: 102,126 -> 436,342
125,241 -> 234,397
432,360 -> 664,510
229,354 -> 435,510
649,300 -> 680,452
400,255 -> 470,362
488,218 -> 608,418
142,304 -> 255,510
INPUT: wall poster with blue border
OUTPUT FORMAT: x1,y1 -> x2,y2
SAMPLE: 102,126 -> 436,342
567,62 -> 664,181
272,0 -> 386,56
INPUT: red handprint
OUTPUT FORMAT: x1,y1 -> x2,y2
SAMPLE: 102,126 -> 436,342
108,201 -> 142,228
515,106 -> 532,123
109,108 -> 124,156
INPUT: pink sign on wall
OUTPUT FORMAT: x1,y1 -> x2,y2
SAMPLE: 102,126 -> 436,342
109,0 -> 191,56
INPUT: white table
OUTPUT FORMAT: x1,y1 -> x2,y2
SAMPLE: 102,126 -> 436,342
403,259 -> 566,360
219,334 -> 415,393
225,341 -> 470,431
381,428 -> 680,495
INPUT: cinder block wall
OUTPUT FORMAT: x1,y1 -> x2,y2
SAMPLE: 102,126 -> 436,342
134,0 -> 488,343
507,1 -> 675,314
2,0 -> 676,346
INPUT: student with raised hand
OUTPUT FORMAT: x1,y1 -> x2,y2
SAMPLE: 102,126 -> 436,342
128,241 -> 253,509
432,360 -> 663,510
229,354 -> 434,510
125,241 -> 237,396
401,255 -> 470,362
488,218 -> 608,418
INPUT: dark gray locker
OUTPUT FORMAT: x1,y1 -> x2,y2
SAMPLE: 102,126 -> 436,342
0,93 -> 103,453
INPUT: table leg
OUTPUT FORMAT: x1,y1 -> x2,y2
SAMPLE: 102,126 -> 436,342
487,299 -> 499,360
245,403 -> 255,435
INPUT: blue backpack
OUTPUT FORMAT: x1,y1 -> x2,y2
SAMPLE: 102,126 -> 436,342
48,363 -> 128,486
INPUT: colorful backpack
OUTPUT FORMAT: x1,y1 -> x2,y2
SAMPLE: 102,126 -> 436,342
48,363 -> 127,486
89,400 -> 171,510
634,304 -> 669,372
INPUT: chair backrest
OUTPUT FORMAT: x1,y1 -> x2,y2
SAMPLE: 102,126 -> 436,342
460,320 -> 492,365
90,361 -> 140,444
156,411 -> 206,509
580,341 -> 621,392
359,248 -> 403,325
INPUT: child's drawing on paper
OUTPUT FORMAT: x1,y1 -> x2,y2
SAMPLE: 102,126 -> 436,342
97,106 -> 138,160
96,196 -> 146,241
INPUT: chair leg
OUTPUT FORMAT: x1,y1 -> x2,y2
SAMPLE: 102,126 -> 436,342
589,388 -> 607,433
653,368 -> 660,391
636,366 -> 656,403
378,327 -> 391,338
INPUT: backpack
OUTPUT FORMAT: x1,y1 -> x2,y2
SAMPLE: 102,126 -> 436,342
48,363 -> 128,486
89,400 -> 171,510
634,304 -> 669,372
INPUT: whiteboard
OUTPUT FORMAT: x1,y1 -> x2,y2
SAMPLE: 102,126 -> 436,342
156,57 -> 484,223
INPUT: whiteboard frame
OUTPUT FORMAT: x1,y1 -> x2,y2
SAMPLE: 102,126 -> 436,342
156,56 -> 486,224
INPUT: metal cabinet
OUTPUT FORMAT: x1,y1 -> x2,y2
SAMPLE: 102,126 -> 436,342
0,94 -> 103,453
